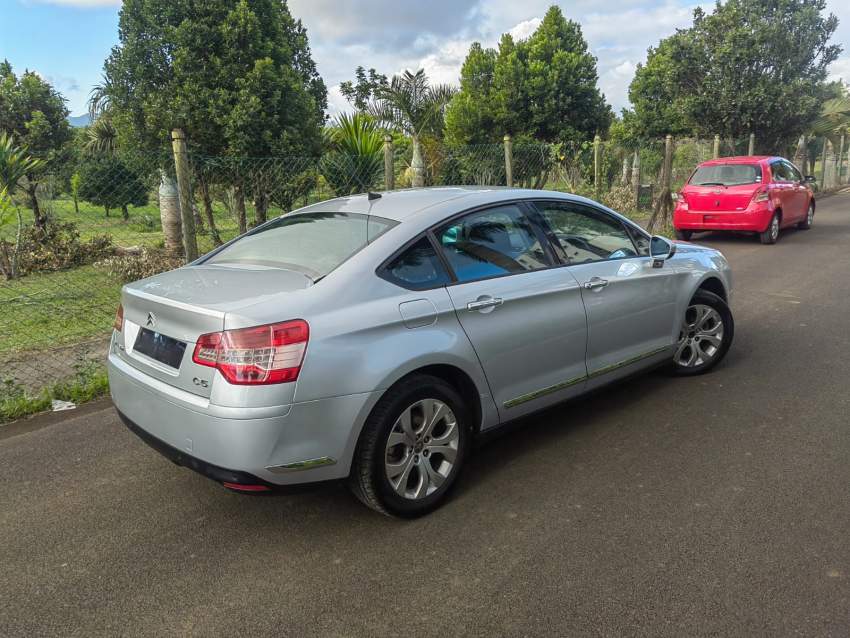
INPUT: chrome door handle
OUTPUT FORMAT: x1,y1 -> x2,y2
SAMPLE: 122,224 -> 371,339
467,297 -> 503,311
583,277 -> 609,291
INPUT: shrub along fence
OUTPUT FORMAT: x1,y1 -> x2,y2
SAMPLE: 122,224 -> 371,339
1,129 -> 848,420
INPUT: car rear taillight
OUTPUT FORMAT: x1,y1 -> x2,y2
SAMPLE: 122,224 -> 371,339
677,192 -> 688,210
113,304 -> 124,332
192,319 -> 309,385
752,188 -> 769,203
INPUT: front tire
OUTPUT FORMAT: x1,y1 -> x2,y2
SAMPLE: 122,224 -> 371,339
797,203 -> 814,230
349,374 -> 469,517
760,213 -> 780,244
671,290 -> 734,376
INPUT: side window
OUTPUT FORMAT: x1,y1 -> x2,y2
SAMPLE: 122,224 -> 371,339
784,161 -> 802,182
436,204 -> 550,283
771,162 -> 789,182
381,237 -> 451,290
626,225 -> 650,256
535,202 -> 639,264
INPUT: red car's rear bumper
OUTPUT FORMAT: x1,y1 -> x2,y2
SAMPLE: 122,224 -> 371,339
673,204 -> 772,233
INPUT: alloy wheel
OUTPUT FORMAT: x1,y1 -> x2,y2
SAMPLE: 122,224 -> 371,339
384,399 -> 460,500
675,304 -> 725,368
807,206 -> 814,226
770,215 -> 779,241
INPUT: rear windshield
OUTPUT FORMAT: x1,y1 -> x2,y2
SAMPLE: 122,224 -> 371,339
689,164 -> 761,187
204,212 -> 397,280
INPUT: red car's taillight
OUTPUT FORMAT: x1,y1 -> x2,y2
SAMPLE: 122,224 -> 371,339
752,187 -> 769,203
113,304 -> 124,332
192,319 -> 309,385
677,192 -> 688,210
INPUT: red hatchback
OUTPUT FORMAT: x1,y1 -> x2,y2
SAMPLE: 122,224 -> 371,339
673,156 -> 816,244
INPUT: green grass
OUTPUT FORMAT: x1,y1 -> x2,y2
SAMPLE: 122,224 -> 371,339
0,265 -> 122,358
1,362 -> 109,424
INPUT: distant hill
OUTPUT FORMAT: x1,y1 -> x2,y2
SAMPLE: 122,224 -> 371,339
68,114 -> 91,128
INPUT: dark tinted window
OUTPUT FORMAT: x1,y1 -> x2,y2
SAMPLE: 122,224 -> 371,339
770,162 -> 791,182
627,225 -> 650,256
382,237 -> 450,290
437,205 -> 550,283
784,161 -> 802,182
690,164 -> 761,186
535,202 -> 638,264
205,212 -> 397,280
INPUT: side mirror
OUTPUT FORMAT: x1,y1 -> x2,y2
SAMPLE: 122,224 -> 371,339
804,175 -> 817,184
650,235 -> 676,267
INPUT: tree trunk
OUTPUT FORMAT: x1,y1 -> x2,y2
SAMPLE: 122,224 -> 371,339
411,136 -> 425,188
234,183 -> 247,235
73,196 -> 79,215
197,177 -> 222,246
27,183 -> 45,229
121,204 -> 129,221
158,171 -> 183,256
105,206 -> 110,217
253,188 -> 268,226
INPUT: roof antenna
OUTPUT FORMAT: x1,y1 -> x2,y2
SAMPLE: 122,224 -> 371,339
367,191 -> 382,201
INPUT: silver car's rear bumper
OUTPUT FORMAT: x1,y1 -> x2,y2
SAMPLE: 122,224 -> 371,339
108,352 -> 380,486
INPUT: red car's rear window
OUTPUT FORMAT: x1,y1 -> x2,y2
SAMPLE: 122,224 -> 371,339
689,164 -> 761,187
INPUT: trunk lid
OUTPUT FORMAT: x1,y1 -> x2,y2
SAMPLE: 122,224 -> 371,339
683,183 -> 758,213
117,264 -> 312,397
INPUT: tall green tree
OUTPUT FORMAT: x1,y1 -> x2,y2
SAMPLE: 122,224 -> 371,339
339,67 -> 388,111
445,6 -> 611,146
98,0 -> 327,229
370,69 -> 455,187
629,0 -> 841,148
0,60 -> 72,228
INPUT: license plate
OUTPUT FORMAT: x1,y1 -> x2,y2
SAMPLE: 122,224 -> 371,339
133,328 -> 187,369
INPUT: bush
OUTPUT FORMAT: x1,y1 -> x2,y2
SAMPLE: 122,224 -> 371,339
601,185 -> 639,217
95,247 -> 182,283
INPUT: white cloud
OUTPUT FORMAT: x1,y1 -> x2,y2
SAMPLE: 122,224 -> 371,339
508,18 -> 542,41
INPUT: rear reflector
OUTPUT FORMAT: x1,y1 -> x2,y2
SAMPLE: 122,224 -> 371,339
192,319 -> 309,385
113,304 -> 124,332
222,482 -> 271,492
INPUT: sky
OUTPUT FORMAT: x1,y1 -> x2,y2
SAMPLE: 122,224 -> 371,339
1,0 -> 849,119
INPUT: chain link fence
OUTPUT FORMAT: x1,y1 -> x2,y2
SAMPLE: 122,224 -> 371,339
2,132 -> 848,419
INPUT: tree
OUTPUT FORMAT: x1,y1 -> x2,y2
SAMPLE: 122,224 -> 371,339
0,132 -> 44,278
340,67 -> 388,111
77,155 -> 148,220
629,0 -> 842,149
445,7 -> 611,147
0,60 -> 72,228
320,113 -> 384,195
98,0 -> 327,231
371,70 -> 455,187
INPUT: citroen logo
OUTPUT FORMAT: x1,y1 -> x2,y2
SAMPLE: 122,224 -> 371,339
146,312 -> 157,328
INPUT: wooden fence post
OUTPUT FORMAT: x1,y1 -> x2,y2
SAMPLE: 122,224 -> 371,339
748,133 -> 755,156
837,134 -> 845,186
713,134 -> 720,159
622,153 -> 631,185
793,135 -> 807,171
631,149 -> 641,207
383,135 -> 394,191
648,135 -> 674,232
593,134 -> 602,200
171,129 -> 198,262
820,138 -> 828,187
504,134 -> 514,188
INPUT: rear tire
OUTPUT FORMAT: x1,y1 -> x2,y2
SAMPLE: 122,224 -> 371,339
349,374 -> 469,517
759,213 -> 780,244
674,229 -> 693,241
671,290 -> 734,376
797,203 -> 814,230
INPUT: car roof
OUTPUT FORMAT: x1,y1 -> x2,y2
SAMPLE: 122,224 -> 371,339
699,155 -> 775,166
292,186 -> 608,223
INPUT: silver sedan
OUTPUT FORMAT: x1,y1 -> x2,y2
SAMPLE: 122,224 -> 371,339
108,187 -> 734,516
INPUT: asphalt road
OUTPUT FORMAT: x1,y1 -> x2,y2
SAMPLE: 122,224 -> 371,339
2,193 -> 850,637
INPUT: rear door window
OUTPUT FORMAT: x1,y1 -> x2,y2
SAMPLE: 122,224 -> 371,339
436,204 -> 550,283
690,164 -> 762,186
771,162 -> 791,183
204,212 -> 397,281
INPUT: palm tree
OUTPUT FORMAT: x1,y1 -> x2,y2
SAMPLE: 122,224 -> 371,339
320,113 -> 384,195
84,116 -> 119,155
0,132 -> 44,278
370,70 -> 455,187
810,96 -> 850,144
